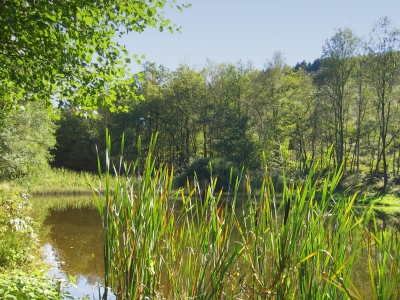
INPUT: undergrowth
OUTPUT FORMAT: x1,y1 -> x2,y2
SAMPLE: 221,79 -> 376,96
0,184 -> 76,299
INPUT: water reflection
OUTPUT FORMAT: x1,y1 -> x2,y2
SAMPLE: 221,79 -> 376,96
42,206 -> 111,299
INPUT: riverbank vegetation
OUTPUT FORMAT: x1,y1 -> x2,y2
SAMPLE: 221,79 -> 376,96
1,17 -> 400,201
25,168 -> 106,196
0,184 -> 72,299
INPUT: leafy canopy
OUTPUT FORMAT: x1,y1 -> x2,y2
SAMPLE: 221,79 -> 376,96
0,0 -> 189,113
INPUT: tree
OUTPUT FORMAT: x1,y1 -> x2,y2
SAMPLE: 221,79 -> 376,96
248,52 -> 292,166
350,56 -> 374,176
51,109 -> 103,172
0,102 -> 56,180
168,64 -> 207,166
0,0 -> 189,113
205,61 -> 256,168
293,59 -> 321,73
316,28 -> 360,169
280,68 -> 315,175
366,17 -> 400,189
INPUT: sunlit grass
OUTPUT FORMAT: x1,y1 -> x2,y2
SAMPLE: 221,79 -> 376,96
372,195 -> 400,207
18,168 -> 113,195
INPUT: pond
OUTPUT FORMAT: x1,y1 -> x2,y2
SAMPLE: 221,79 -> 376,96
38,194 -> 397,299
41,205 -> 111,299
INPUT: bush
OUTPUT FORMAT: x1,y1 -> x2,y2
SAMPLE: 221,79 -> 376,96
0,186 -> 72,299
0,103 -> 56,181
0,187 -> 38,269
0,270 -> 63,300
0,233 -> 34,269
175,157 -> 240,192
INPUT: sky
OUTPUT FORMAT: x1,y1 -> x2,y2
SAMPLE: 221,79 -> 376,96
118,0 -> 400,72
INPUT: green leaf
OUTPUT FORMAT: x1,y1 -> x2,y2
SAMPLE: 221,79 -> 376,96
83,16 -> 93,25
1,0 -> 183,113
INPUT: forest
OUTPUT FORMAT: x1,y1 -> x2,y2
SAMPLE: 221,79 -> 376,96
14,20 -> 398,193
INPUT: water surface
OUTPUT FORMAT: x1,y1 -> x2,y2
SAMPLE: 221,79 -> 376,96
42,205 -> 111,299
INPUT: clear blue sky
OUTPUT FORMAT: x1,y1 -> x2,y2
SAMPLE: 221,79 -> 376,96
118,0 -> 400,72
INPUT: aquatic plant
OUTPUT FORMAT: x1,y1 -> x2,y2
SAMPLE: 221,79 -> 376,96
94,132 -> 400,299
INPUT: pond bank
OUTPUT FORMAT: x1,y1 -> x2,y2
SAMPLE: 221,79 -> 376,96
370,194 -> 400,228
0,184 -> 68,299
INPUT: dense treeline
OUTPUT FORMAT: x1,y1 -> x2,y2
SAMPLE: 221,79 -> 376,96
50,18 -> 400,191
2,17 -> 400,191
50,19 -> 398,188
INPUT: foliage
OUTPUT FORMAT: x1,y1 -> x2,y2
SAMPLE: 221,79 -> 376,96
0,186 -> 38,269
0,102 -> 56,181
51,17 -> 400,193
365,17 -> 400,189
0,0 -> 190,113
316,27 -> 360,168
175,157 -> 240,192
51,109 -> 103,172
293,59 -> 321,72
0,269 -> 83,300
0,185 -> 84,299
0,270 -> 64,300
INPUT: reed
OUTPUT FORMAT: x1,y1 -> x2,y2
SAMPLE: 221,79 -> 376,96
238,172 -> 363,298
94,132 -> 400,299
364,213 -> 400,299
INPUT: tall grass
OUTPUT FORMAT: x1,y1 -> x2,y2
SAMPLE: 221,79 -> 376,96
21,168 -> 105,195
364,216 -> 400,299
94,132 -> 400,299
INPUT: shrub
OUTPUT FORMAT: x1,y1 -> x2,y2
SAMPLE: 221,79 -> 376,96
0,186 -> 74,299
0,188 -> 38,269
175,157 -> 240,192
0,103 -> 56,181
0,270 -> 63,300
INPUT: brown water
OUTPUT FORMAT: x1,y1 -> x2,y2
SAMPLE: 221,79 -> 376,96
42,206 -> 112,299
